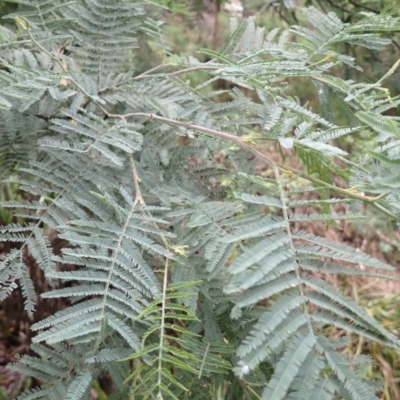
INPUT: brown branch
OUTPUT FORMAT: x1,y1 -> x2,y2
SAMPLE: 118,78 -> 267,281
107,111 -> 399,222
346,0 -> 378,13
129,155 -> 144,206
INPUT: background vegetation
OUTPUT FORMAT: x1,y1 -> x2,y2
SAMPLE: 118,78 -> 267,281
1,0 -> 400,399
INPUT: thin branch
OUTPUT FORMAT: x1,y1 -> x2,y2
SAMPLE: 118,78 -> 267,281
166,65 -> 220,77
98,65 -> 219,95
244,384 -> 262,400
127,154 -> 171,249
0,40 -> 31,48
132,63 -> 170,80
198,342 -> 210,379
108,112 -> 249,148
129,155 -> 144,206
108,111 -> 400,222
346,0 -> 378,13
132,64 -> 219,80
324,0 -> 350,14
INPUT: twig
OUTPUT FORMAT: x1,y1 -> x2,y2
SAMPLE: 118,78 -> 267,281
346,0 -> 378,13
166,64 -> 219,77
131,64 -> 219,80
244,383 -> 262,400
0,40 -> 31,48
108,111 -> 400,222
129,155 -> 144,206
132,63 -> 171,80
324,0 -> 349,14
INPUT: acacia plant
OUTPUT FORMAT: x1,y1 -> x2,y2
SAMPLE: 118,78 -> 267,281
1,1 -> 400,399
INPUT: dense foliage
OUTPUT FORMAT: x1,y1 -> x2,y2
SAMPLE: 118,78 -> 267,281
1,1 -> 400,399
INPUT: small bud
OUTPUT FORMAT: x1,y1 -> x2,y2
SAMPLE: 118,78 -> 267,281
15,16 -> 30,30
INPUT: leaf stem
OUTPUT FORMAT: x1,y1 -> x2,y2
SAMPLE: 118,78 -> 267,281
273,164 -> 314,335
132,64 -> 219,80
157,257 -> 169,396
